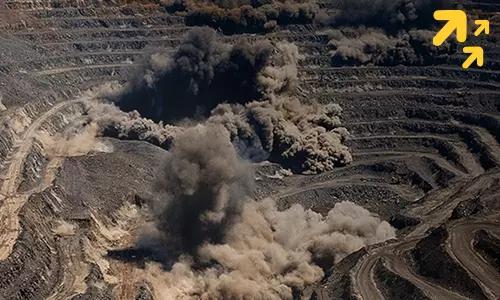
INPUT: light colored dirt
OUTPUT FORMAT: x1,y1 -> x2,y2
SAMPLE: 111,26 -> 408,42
0,98 -> 86,260
352,173 -> 500,300
447,219 -> 500,299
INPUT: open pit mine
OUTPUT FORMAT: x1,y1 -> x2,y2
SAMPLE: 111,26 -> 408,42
0,0 -> 499,299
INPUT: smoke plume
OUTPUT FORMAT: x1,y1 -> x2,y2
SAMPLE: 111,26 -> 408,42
115,28 -> 351,173
84,101 -> 182,148
37,124 -> 112,158
328,0 -> 451,30
208,98 -> 352,173
143,124 -> 394,299
319,0 -> 455,67
328,27 -> 456,66
163,0 -> 319,34
154,124 -> 253,253
118,27 -> 273,122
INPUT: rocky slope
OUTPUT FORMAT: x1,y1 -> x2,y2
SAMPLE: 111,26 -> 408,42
0,0 -> 498,299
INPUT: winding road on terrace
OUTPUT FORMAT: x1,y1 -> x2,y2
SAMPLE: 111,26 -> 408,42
352,174 -> 500,300
447,220 -> 500,298
0,98 -> 87,260
0,0 -> 499,298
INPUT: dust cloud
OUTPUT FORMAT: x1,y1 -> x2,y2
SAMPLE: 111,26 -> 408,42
323,0 -> 455,66
153,124 -> 254,253
162,0 -> 318,34
37,123 -> 112,158
327,27 -> 455,66
113,27 -> 351,174
118,27 -> 273,122
84,101 -> 182,148
329,0 -> 450,30
141,124 -> 394,299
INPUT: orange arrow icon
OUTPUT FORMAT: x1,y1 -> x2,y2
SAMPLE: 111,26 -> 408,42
474,20 -> 490,36
433,10 -> 467,46
462,46 -> 484,69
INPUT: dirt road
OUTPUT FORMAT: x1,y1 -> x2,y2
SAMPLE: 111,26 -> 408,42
0,98 -> 86,260
352,172 -> 500,300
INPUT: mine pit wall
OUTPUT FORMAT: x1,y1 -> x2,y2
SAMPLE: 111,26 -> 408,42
17,27 -> 189,43
453,112 -> 500,144
0,1 -> 497,299
15,52 -> 144,72
18,140 -> 47,192
0,99 -> 54,169
374,258 -> 429,300
0,129 -> 16,169
347,118 -> 500,171
38,101 -> 86,134
20,102 -> 87,192
0,94 -> 106,298
0,187 -> 62,299
473,230 -> 500,273
33,15 -> 182,31
1,100 -> 86,184
0,184 -> 117,300
410,227 -> 488,300
4,0 -> 167,10
0,90 -> 177,300
420,157 -> 457,187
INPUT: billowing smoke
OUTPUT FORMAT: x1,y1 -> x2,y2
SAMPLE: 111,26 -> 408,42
153,124 -> 253,253
37,124 -> 112,158
207,40 -> 351,172
32,97 -> 183,159
208,98 -> 351,173
118,27 -> 273,122
84,101 -> 182,148
142,124 -> 395,299
328,27 -> 456,66
84,98 -> 351,174
322,0 -> 455,66
328,0 -> 451,30
162,0 -> 318,34
115,28 -> 351,174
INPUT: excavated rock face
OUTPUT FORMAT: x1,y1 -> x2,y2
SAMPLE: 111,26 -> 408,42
450,197 -> 484,220
474,230 -> 500,273
0,0 -> 499,299
389,214 -> 421,230
411,226 -> 487,300
374,259 -> 430,300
